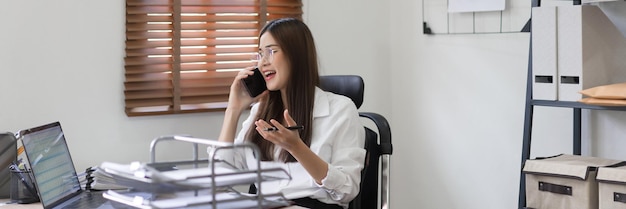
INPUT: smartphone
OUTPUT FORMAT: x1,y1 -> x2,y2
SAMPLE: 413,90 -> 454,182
242,67 -> 267,97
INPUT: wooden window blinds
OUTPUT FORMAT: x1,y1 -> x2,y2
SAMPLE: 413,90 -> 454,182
124,0 -> 302,116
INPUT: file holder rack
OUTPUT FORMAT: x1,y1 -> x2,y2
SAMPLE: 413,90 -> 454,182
102,135 -> 292,209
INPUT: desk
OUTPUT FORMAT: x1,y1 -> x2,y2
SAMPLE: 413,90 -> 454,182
0,199 -> 307,209
0,199 -> 40,209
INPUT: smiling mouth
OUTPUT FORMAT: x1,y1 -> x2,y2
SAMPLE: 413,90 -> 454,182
264,71 -> 276,77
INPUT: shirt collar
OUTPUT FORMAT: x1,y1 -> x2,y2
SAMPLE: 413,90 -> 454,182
313,87 -> 330,118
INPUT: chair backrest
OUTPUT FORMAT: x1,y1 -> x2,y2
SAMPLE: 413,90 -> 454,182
319,75 -> 393,209
319,75 -> 364,109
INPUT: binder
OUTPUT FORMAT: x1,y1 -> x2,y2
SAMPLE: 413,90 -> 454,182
531,6 -> 558,100
556,5 -> 626,102
79,166 -> 129,191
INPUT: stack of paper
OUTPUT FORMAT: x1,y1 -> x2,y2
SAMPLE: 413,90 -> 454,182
78,166 -> 130,191
99,161 -> 289,191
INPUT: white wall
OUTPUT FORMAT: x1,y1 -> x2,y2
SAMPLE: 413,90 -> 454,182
390,1 -> 626,209
2,1 -> 626,209
390,2 -> 527,207
304,0 -> 391,116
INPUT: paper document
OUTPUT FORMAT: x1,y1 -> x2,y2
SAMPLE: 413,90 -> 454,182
448,0 -> 505,13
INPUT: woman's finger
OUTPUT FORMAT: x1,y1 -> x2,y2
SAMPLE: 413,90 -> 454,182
283,109 -> 297,127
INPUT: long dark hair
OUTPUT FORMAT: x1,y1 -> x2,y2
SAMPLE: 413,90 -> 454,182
246,18 -> 320,162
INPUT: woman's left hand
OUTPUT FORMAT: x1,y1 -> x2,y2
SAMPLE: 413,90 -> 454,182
254,109 -> 303,152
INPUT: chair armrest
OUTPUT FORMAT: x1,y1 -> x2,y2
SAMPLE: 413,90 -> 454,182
359,112 -> 392,155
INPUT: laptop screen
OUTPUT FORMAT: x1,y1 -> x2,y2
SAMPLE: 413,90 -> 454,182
20,122 -> 81,207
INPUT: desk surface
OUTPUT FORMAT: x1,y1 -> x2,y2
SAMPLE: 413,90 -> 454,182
0,199 -> 307,209
0,199 -> 40,209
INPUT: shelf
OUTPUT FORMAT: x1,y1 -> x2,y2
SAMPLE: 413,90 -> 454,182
531,100 -> 626,111
520,1 -> 626,208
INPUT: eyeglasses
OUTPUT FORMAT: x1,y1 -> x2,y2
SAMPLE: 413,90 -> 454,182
255,47 -> 277,64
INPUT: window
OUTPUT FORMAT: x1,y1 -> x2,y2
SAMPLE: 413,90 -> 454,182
124,0 -> 303,116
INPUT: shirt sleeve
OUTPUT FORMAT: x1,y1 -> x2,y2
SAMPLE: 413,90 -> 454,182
211,103 -> 259,170
315,96 -> 366,202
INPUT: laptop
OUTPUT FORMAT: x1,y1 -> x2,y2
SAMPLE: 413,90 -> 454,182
0,132 -> 17,198
17,121 -> 111,209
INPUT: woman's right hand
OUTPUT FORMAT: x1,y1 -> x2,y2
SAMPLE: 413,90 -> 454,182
220,66 -> 266,143
226,66 -> 266,112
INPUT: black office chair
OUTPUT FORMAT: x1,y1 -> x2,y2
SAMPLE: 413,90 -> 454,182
319,75 -> 393,209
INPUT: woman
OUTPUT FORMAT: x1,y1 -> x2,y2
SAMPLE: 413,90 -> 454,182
217,18 -> 365,209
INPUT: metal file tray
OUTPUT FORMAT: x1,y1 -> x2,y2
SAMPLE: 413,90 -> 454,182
100,161 -> 289,193
102,135 -> 292,209
103,190 -> 290,209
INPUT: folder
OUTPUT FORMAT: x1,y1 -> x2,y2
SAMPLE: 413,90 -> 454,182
531,6 -> 558,100
556,5 -> 626,102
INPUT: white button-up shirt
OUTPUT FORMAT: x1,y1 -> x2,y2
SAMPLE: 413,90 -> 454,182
222,87 -> 366,208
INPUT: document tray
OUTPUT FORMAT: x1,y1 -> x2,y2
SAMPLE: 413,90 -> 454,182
102,135 -> 293,209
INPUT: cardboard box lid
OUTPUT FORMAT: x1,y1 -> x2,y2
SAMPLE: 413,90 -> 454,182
523,154 -> 622,180
597,162 -> 626,184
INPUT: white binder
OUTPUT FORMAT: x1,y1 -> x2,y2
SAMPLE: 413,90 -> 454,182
531,6 -> 558,100
556,5 -> 626,102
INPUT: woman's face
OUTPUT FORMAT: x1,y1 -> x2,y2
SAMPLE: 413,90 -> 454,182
258,32 -> 290,92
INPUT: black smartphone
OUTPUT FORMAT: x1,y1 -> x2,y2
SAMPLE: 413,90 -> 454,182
242,67 -> 267,97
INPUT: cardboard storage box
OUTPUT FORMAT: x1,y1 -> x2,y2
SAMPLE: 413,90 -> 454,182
597,163 -> 626,209
523,154 -> 622,209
